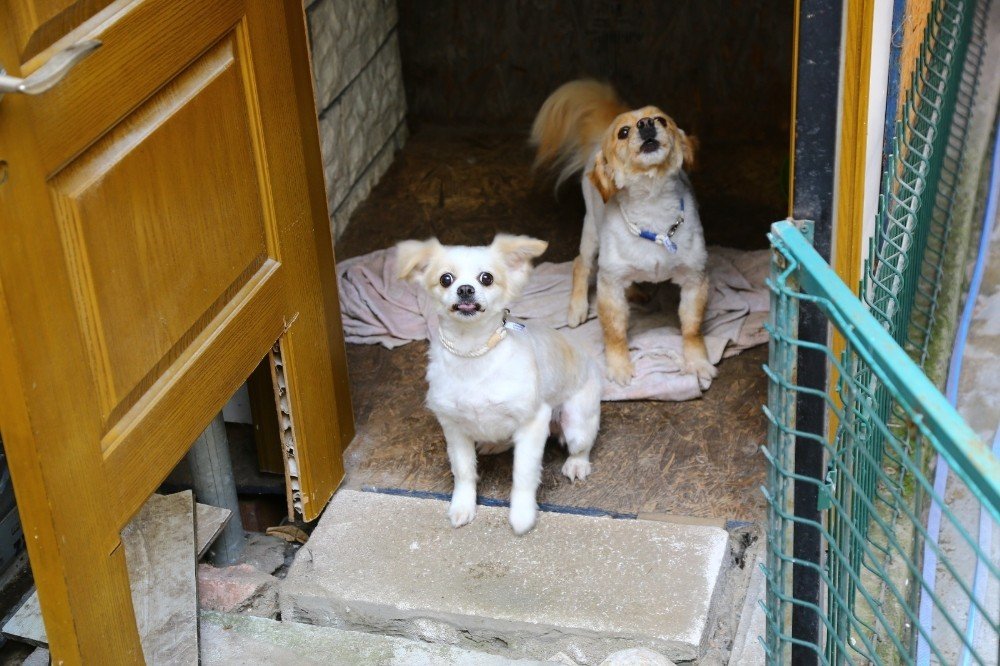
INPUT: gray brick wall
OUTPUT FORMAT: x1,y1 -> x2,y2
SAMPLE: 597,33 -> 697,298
307,0 -> 406,238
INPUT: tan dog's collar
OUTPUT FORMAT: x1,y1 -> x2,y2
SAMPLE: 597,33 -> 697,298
620,196 -> 685,253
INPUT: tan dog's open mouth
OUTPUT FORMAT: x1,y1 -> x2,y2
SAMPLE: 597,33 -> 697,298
640,139 -> 661,154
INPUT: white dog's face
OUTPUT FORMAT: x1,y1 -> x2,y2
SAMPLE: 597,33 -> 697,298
396,234 -> 548,322
588,105 -> 696,202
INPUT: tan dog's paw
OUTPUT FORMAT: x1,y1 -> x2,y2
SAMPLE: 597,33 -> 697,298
685,356 -> 718,390
567,298 -> 589,328
561,456 -> 592,481
606,356 -> 635,386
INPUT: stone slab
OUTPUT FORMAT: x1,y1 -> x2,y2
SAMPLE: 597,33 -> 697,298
239,532 -> 286,574
196,503 -> 232,559
120,489 -> 198,664
199,610 -> 547,665
22,647 -> 49,666
198,563 -> 278,619
279,490 -> 729,663
3,591 -> 44,648
727,550 -> 765,666
4,492 -> 210,659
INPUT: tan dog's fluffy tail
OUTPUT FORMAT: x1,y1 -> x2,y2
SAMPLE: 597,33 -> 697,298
530,79 -> 627,188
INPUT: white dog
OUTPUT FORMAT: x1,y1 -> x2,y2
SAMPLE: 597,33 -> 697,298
531,80 -> 716,388
396,234 -> 602,535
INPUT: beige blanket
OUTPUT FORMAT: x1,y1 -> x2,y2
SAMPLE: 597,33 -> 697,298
337,247 -> 770,401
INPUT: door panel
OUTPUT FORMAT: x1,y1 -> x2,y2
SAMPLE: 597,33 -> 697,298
52,33 -> 270,426
0,0 -> 353,661
25,0 -> 245,173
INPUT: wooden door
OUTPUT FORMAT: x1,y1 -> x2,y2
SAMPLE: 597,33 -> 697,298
0,0 -> 354,661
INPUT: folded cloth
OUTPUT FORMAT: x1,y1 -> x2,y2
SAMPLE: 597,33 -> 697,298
336,246 -> 770,401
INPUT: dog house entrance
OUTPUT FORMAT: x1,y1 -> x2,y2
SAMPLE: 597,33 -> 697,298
328,1 -> 793,523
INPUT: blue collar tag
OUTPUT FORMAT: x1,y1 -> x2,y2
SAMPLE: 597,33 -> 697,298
504,321 -> 526,332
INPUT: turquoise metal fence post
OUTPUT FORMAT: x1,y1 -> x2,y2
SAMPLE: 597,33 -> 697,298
763,224 -> 802,662
763,219 -> 1000,663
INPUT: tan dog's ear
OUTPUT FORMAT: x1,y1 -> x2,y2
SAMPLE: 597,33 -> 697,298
491,234 -> 548,269
680,131 -> 698,171
395,238 -> 442,282
587,150 -> 619,203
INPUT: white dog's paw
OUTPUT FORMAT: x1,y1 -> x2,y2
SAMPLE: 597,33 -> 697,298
606,357 -> 635,386
475,441 -> 512,456
685,357 -> 718,390
508,496 -> 538,535
562,456 -> 592,482
567,299 -> 588,328
448,497 -> 477,528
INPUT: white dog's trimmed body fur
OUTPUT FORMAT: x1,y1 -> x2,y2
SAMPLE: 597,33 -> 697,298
532,80 -> 717,388
397,235 -> 601,534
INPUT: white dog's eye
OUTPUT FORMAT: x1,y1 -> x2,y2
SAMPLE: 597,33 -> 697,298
478,272 -> 494,286
617,126 -> 630,140
439,273 -> 454,287
655,116 -> 667,127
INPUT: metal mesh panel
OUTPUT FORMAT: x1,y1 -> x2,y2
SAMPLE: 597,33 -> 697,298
763,220 -> 1000,664
864,0 -> 987,363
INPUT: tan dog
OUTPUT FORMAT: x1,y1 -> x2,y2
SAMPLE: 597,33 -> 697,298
531,80 -> 715,388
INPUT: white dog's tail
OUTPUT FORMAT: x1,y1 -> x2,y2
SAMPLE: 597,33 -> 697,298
530,79 -> 627,188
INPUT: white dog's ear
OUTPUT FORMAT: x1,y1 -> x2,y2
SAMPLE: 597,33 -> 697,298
587,150 -> 619,203
491,234 -> 548,269
395,238 -> 442,282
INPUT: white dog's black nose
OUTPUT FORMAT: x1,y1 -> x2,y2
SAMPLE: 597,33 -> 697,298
636,117 -> 657,141
457,284 -> 475,299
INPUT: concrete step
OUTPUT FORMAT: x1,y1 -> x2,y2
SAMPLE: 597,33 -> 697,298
200,611 -> 547,665
727,544 -> 765,666
279,490 -> 731,664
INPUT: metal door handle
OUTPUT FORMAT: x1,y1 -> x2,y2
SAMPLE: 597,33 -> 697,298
0,40 -> 101,99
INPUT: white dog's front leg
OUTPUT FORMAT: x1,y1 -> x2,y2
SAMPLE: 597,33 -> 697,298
509,404 -> 553,535
441,421 -> 478,528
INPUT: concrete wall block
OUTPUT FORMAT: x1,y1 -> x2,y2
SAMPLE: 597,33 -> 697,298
308,0 -> 398,111
331,124 -> 408,237
317,32 -> 406,223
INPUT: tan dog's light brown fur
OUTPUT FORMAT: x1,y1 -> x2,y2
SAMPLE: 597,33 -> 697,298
588,107 -> 697,203
533,80 -> 715,387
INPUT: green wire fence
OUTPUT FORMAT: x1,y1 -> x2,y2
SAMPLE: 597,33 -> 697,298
762,0 -> 1000,662
763,220 -> 1000,664
865,0 -> 985,363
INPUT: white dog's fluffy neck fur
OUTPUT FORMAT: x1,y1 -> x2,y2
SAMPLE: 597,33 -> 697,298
435,310 -> 508,357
